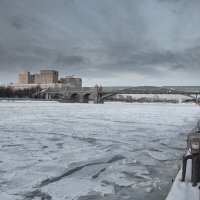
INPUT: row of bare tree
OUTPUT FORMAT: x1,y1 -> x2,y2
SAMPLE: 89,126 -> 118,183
0,86 -> 41,98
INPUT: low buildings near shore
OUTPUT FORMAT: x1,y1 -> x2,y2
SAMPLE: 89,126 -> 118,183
8,70 -> 82,90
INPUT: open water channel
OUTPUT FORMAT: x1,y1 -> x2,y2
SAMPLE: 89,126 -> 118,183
0,101 -> 200,200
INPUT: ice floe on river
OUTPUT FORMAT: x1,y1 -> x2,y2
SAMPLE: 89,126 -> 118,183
0,102 -> 200,200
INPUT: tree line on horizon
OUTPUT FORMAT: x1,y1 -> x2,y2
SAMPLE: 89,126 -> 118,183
0,86 -> 41,98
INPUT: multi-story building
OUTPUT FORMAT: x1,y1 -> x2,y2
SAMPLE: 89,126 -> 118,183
18,70 -> 58,84
33,74 -> 41,84
10,70 -> 82,90
40,70 -> 58,84
19,72 -> 33,84
60,76 -> 82,88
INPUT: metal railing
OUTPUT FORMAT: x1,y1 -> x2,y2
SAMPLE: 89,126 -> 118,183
181,120 -> 200,186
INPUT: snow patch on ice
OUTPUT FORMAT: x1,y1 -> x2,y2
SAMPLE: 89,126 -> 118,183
104,172 -> 134,187
42,178 -> 93,200
92,183 -> 115,196
147,151 -> 171,161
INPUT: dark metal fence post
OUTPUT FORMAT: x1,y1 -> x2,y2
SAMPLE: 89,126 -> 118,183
192,155 -> 198,186
181,155 -> 192,182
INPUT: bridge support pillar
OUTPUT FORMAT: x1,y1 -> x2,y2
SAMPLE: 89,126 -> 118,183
45,93 -> 51,100
93,85 -> 104,104
80,93 -> 87,103
196,94 -> 199,104
93,96 -> 104,104
80,97 -> 89,103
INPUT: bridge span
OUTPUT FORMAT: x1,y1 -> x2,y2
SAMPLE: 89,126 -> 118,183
41,85 -> 200,104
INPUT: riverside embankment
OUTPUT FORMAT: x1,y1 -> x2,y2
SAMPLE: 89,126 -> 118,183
166,124 -> 200,200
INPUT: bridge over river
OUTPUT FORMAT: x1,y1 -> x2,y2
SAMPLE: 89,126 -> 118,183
42,85 -> 200,104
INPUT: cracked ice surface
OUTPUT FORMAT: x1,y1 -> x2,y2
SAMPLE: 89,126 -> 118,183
0,101 -> 200,200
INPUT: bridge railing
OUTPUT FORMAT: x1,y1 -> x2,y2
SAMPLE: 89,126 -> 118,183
101,86 -> 198,100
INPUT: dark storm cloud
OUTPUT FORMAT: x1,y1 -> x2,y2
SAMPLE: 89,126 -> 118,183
0,0 -> 200,85
86,47 -> 200,76
158,0 -> 180,2
54,55 -> 86,66
12,21 -> 24,30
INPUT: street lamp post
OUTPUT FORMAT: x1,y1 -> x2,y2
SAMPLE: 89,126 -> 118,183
181,125 -> 200,186
197,120 -> 200,133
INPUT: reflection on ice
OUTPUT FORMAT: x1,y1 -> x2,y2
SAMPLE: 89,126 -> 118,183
0,102 -> 200,200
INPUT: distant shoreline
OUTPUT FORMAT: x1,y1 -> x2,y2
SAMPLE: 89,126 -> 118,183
0,97 -> 198,105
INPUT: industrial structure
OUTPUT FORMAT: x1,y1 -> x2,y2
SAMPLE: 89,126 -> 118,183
18,70 -> 59,84
9,70 -> 82,90
60,76 -> 82,88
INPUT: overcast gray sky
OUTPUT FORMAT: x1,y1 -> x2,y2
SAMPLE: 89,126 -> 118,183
0,0 -> 200,86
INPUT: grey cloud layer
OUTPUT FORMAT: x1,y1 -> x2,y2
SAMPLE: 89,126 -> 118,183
0,0 -> 200,85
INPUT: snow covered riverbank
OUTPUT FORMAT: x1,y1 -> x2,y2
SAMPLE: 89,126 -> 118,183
0,102 -> 200,200
166,155 -> 200,200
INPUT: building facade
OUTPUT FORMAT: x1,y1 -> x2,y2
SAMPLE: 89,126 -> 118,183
40,70 -> 58,84
18,70 -> 59,84
60,76 -> 82,88
33,74 -> 41,84
11,70 -> 82,90
19,72 -> 33,84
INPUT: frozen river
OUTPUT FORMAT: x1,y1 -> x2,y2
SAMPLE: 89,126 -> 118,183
0,101 -> 200,200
